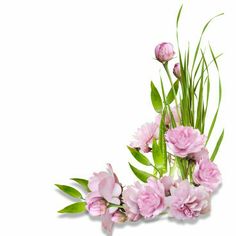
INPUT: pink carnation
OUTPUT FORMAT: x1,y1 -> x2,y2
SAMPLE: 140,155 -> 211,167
155,42 -> 175,63
130,122 -> 158,153
165,126 -> 206,157
156,106 -> 181,127
87,164 -> 122,206
189,147 -> 209,162
123,182 -> 142,221
137,177 -> 166,218
160,176 -> 175,196
168,180 -> 210,220
86,197 -> 107,216
193,158 -> 221,192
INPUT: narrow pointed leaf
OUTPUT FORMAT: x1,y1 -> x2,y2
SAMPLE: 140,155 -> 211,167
55,184 -> 82,198
158,110 -> 167,174
127,146 -> 151,166
71,178 -> 89,192
166,80 -> 179,105
151,81 -> 163,113
128,163 -> 153,182
58,202 -> 86,214
210,130 -> 224,161
152,139 -> 164,175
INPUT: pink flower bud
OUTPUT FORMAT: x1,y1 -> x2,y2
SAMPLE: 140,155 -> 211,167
111,211 -> 127,223
155,42 -> 175,63
173,63 -> 181,79
87,197 -> 107,216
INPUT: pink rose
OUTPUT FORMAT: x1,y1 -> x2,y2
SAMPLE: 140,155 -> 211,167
173,63 -> 181,79
111,211 -> 127,223
168,180 -> 210,220
189,147 -> 209,162
193,158 -> 221,192
155,42 -> 175,63
137,177 -> 165,218
130,122 -> 158,153
165,126 -> 206,157
123,182 -> 142,221
86,196 -> 107,216
88,164 -> 122,205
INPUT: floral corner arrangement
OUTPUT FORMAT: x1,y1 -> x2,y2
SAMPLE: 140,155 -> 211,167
55,6 -> 224,235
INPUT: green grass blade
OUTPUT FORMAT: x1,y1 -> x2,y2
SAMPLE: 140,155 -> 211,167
210,130 -> 224,161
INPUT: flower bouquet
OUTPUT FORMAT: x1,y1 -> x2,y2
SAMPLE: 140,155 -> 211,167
55,6 -> 224,235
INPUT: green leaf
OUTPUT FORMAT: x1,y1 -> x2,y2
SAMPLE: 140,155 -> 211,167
176,4 -> 183,28
128,163 -> 153,182
158,110 -> 167,174
58,202 -> 86,214
166,80 -> 179,105
55,184 -> 82,198
152,139 -> 165,175
210,130 -> 224,161
151,81 -> 163,113
71,178 -> 89,192
127,146 -> 151,166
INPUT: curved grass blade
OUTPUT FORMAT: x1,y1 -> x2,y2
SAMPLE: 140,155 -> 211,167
206,45 -> 222,144
210,130 -> 224,161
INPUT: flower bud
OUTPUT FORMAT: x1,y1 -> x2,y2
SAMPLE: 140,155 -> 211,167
87,197 -> 107,216
155,42 -> 175,63
111,211 -> 127,223
173,63 -> 181,79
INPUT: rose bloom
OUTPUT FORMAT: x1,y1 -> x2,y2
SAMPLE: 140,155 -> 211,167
173,63 -> 181,79
137,177 -> 165,218
165,126 -> 206,157
87,163 -> 122,207
193,158 -> 221,192
130,122 -> 158,153
155,42 -> 175,63
123,182 -> 142,221
168,180 -> 210,220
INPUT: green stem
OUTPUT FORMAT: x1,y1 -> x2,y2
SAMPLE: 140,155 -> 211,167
163,63 -> 181,122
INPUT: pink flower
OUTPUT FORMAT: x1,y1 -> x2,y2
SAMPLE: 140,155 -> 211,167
168,180 -> 210,220
111,211 -> 127,223
123,182 -> 142,221
165,106 -> 181,126
173,63 -> 181,79
155,42 -> 175,63
88,164 -> 122,206
165,126 -> 206,157
101,210 -> 114,235
189,147 -> 209,162
137,177 -> 165,218
160,176 -> 175,196
193,158 -> 221,192
86,197 -> 107,216
130,122 -> 158,153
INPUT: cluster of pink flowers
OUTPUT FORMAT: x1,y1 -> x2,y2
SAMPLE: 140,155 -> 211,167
56,35 -> 223,235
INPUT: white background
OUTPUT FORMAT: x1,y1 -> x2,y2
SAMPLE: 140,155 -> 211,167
0,0 -> 235,235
